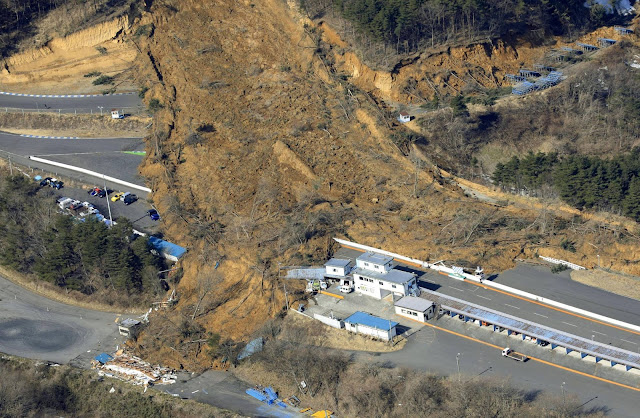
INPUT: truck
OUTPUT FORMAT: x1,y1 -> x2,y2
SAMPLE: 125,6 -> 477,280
502,347 -> 527,362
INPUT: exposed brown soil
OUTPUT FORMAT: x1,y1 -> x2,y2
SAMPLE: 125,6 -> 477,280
571,269 -> 640,301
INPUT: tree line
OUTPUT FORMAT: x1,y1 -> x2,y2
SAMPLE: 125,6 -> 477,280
0,174 -> 164,302
300,0 -> 600,52
493,149 -> 640,220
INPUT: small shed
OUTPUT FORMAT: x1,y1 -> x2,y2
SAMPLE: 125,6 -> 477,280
118,318 -> 141,337
344,311 -> 398,341
111,109 -> 124,119
398,112 -> 411,123
395,296 -> 435,322
148,236 -> 187,262
324,258 -> 352,277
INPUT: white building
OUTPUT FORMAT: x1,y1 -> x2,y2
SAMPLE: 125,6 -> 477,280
344,311 -> 398,341
324,258 -> 352,277
394,296 -> 435,322
352,253 -> 418,299
398,112 -> 411,123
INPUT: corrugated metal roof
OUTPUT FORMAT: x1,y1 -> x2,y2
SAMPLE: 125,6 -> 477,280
325,258 -> 351,268
345,311 -> 398,331
353,267 -> 415,284
148,236 -> 187,259
120,318 -> 141,327
421,289 -> 640,369
395,296 -> 433,312
285,268 -> 325,280
357,252 -> 393,265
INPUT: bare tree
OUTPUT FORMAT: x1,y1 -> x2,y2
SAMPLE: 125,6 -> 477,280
191,271 -> 220,320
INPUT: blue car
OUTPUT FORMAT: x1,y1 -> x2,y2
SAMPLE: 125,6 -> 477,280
147,209 -> 160,221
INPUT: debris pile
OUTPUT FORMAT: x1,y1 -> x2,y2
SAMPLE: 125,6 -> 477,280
93,351 -> 177,386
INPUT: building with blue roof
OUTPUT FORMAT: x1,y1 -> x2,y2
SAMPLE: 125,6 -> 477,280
148,236 -> 187,262
344,311 -> 398,341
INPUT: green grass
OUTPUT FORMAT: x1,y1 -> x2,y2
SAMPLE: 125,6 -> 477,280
123,151 -> 146,155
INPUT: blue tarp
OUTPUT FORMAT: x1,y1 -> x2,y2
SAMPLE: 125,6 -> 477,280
94,353 -> 113,364
246,388 -> 268,402
148,236 -> 187,260
237,337 -> 264,361
344,311 -> 398,331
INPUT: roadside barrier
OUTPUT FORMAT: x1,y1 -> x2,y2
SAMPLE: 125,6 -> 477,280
333,238 -> 640,333
29,155 -> 151,193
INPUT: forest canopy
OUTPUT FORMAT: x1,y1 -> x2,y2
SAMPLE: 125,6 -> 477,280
300,0 -> 605,50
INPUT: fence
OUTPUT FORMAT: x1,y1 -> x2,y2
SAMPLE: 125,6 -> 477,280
313,313 -> 344,329
1,106 -> 147,116
539,256 -> 586,270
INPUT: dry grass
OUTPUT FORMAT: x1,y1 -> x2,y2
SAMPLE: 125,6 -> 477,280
281,310 -> 405,352
0,265 -> 145,314
0,113 -> 150,138
570,269 -> 640,301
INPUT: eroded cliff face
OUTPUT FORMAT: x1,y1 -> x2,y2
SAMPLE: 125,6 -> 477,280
130,0 -> 640,367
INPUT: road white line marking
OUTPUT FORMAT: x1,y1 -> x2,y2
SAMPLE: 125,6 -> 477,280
476,295 -> 491,300
562,321 -> 577,327
449,286 -> 464,292
621,339 -> 638,345
504,303 -> 520,310
423,280 -> 436,284
533,312 -> 548,318
591,330 -> 606,336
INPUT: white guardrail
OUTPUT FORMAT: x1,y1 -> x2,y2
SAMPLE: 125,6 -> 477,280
333,238 -> 640,333
29,156 -> 151,193
539,256 -> 586,270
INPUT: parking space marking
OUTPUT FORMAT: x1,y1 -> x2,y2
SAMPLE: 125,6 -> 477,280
591,330 -> 606,336
621,339 -> 637,345
533,313 -> 548,318
449,286 -> 464,292
476,295 -> 491,300
562,321 -> 577,327
421,321 -> 640,393
504,303 -> 520,310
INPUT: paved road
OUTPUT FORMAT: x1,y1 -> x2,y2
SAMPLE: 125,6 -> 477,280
0,274 -> 122,365
0,130 -> 147,189
0,92 -> 143,114
335,248 -> 640,352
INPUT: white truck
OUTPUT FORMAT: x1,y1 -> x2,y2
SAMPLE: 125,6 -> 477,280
502,347 -> 527,362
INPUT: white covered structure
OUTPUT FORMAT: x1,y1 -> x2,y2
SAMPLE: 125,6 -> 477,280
324,258 -> 352,277
395,296 -> 435,322
352,253 -> 418,300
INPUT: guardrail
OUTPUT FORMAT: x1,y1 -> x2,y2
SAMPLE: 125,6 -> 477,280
333,237 -> 640,333
539,256 -> 586,270
1,106 -> 146,116
29,156 -> 151,193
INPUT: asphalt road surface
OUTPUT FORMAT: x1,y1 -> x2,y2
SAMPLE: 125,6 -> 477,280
335,248 -> 640,352
0,274 -> 122,365
0,92 -> 143,114
0,130 -> 147,189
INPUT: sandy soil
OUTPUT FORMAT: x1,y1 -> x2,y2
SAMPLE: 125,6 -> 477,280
571,269 -> 640,301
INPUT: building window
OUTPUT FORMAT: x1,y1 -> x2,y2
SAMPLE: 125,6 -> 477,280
364,262 -> 369,267
413,312 -> 418,316
332,268 -> 337,272
379,281 -> 384,286
392,285 -> 396,289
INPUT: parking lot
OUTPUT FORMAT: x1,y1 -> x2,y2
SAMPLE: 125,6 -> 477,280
45,183 -> 161,234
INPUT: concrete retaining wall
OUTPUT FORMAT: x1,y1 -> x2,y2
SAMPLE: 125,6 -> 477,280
313,313 -> 344,329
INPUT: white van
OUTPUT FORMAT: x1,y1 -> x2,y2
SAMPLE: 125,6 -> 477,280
339,284 -> 353,293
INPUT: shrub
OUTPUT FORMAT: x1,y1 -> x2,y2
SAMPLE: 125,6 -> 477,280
551,264 -> 569,274
95,46 -> 108,55
147,98 -> 164,113
138,86 -> 149,98
92,75 -> 114,85
560,238 -> 576,252
83,71 -> 101,78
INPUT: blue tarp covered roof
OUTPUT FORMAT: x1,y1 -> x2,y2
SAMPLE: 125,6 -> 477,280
345,311 -> 398,331
148,236 -> 187,260
94,353 -> 113,364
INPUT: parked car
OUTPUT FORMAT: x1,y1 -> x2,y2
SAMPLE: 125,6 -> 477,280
111,192 -> 125,202
147,209 -> 160,221
339,285 -> 353,293
49,179 -> 63,189
40,177 -> 53,187
123,194 -> 138,205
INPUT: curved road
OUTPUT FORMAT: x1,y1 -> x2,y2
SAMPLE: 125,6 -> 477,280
0,92 -> 143,113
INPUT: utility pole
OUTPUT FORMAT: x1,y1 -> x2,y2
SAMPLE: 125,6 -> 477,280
103,175 -> 113,226
456,352 -> 461,380
561,382 -> 566,407
8,155 -> 12,175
